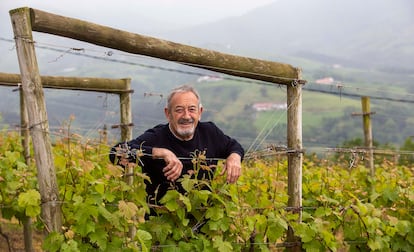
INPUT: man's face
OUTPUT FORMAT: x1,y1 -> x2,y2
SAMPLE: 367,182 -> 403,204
165,91 -> 203,141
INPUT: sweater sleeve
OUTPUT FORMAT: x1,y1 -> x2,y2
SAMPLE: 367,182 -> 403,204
209,122 -> 245,160
224,134 -> 245,160
109,127 -> 160,165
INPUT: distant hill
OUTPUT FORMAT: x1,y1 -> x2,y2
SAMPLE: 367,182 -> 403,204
1,0 -> 414,150
166,0 -> 414,72
2,0 -> 413,73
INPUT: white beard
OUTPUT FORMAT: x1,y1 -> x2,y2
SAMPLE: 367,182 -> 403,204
176,125 -> 195,139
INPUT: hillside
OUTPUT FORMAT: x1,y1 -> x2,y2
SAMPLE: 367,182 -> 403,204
0,0 -> 413,150
166,0 -> 414,72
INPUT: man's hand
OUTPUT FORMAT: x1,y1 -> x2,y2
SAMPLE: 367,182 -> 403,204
221,153 -> 242,183
152,147 -> 183,181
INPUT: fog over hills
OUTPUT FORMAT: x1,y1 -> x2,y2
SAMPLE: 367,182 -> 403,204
166,0 -> 413,71
1,0 -> 413,147
1,0 -> 412,72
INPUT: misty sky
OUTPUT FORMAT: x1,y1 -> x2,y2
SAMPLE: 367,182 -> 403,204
0,0 -> 276,72
1,0 -> 276,33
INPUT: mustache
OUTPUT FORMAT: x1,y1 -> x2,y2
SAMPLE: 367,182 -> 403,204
178,118 -> 194,124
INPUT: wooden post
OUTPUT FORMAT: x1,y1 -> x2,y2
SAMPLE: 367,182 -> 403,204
0,72 -> 130,94
119,78 -> 132,142
19,86 -> 34,252
352,97 -> 375,175
9,7 -> 306,246
3,72 -> 132,244
19,85 -> 30,165
26,7 -> 303,85
0,72 -> 133,144
361,96 -> 375,176
10,7 -> 62,234
286,78 -> 303,251
119,78 -> 135,239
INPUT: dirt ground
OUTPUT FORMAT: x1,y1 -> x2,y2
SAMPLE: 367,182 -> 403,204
0,218 -> 43,252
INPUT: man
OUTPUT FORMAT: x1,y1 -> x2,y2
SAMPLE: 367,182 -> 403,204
109,84 -> 244,205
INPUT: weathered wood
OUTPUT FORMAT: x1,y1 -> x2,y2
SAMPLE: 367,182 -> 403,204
1,72 -> 133,142
9,7 -> 306,249
0,72 -> 131,94
121,79 -> 134,239
26,8 -> 302,85
10,7 -> 62,234
361,96 -> 374,175
19,86 -> 31,166
286,77 -> 303,251
119,78 -> 132,142
20,87 -> 34,252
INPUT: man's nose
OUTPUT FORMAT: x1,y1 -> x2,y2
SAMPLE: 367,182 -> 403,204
182,109 -> 192,118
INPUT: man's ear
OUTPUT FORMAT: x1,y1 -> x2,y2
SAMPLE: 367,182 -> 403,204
164,107 -> 170,120
199,106 -> 203,120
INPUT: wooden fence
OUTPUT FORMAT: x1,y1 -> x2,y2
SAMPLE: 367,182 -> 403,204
9,7 -> 305,251
0,72 -> 132,251
0,72 -> 133,141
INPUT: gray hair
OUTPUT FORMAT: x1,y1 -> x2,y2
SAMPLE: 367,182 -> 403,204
166,84 -> 202,110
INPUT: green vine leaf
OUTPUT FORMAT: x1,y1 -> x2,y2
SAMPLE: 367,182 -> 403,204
206,206 -> 224,221
136,229 -> 152,252
60,240 -> 79,252
43,232 -> 65,252
212,235 -> 233,252
17,189 -> 41,217
1,130 -> 413,251
89,227 -> 109,251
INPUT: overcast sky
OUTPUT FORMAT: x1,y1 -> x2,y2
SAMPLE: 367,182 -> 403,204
0,0 -> 276,71
1,0 -> 276,32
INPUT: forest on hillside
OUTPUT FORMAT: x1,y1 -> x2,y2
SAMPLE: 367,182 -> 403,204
1,54 -> 413,153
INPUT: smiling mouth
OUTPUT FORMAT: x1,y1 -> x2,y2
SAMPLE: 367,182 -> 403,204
178,119 -> 194,125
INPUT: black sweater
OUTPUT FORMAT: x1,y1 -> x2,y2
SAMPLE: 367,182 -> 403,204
110,121 -> 244,204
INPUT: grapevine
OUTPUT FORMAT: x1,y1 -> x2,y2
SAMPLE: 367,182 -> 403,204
0,130 -> 413,251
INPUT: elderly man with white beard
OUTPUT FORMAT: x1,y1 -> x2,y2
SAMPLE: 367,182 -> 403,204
109,84 -> 244,209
